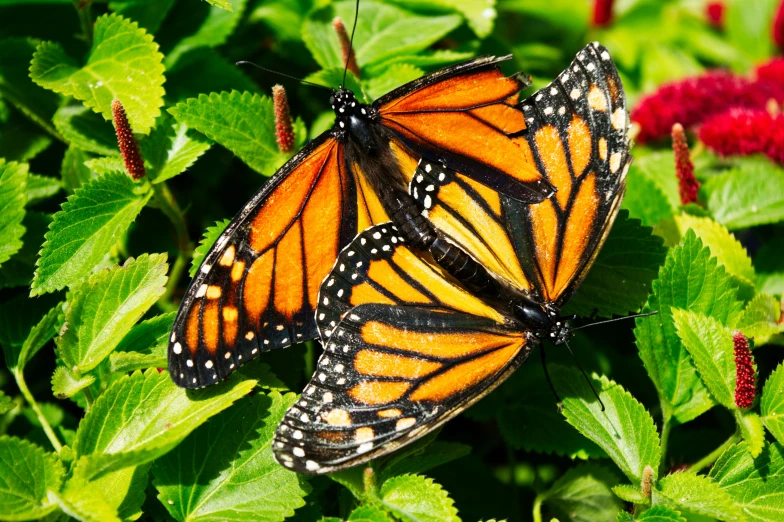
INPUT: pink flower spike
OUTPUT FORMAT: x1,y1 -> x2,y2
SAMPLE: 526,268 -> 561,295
733,331 -> 756,409
333,17 -> 360,78
706,2 -> 725,29
593,0 -> 613,27
671,123 -> 699,205
112,99 -> 145,181
272,85 -> 295,154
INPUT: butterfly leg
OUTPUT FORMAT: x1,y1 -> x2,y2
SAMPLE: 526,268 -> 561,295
539,345 -> 563,410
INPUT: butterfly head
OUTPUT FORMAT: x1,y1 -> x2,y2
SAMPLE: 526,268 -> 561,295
513,299 -> 571,345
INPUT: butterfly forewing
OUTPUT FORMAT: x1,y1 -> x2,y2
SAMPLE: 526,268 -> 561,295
409,42 -> 631,305
273,224 -> 531,473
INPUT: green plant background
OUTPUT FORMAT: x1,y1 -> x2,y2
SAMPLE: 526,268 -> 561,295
1,0 -> 784,521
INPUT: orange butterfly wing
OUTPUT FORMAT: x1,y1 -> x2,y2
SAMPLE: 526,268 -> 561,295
169,136 -> 389,388
407,42 -> 631,305
376,56 -> 554,203
273,225 -> 531,473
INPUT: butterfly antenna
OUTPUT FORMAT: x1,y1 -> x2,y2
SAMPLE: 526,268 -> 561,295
236,61 -> 331,90
539,346 -> 563,409
571,311 -> 658,332
342,0 -> 360,87
564,339 -> 605,411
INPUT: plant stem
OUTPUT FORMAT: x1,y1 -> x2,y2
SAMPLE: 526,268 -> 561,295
687,433 -> 740,474
71,0 -> 93,45
659,416 -> 673,476
532,495 -> 544,522
14,369 -> 62,453
150,181 -> 193,309
81,385 -> 94,412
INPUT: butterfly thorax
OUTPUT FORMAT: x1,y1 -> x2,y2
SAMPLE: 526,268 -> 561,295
330,87 -> 377,149
512,297 -> 571,345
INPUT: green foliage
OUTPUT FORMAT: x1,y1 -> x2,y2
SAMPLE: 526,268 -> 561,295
2,0 -> 784,520
0,436 -> 64,521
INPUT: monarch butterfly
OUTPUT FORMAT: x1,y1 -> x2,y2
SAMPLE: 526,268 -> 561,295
167,40 -> 563,388
271,42 -> 630,473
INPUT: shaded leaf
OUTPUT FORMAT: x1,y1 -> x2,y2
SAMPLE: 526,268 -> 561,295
163,0 -> 247,67
109,312 -> 174,373
32,172 -> 152,295
538,464 -> 622,522
153,392 -> 310,522
0,159 -> 28,269
108,0 -> 177,33
380,441 -> 471,481
635,505 -> 687,521
655,471 -> 743,521
53,104 -> 119,156
140,114 -> 212,183
737,294 -> 784,347
25,174 -> 61,206
762,363 -> 784,445
190,218 -> 230,277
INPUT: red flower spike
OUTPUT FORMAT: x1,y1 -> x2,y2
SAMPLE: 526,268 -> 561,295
112,99 -> 146,181
593,0 -> 613,27
333,17 -> 360,78
706,2 -> 725,29
774,0 -> 784,49
671,123 -> 699,205
631,71 -> 784,143
733,331 -> 756,409
272,85 -> 295,154
641,465 -> 654,500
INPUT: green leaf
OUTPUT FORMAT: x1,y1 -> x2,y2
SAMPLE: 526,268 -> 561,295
348,505 -> 395,522
306,68 -> 368,102
380,441 -> 471,480
365,63 -> 424,100
621,165 -> 674,227
55,461 -> 149,522
635,231 -> 742,424
674,214 -> 755,291
51,366 -> 96,399
703,163 -> 784,230
30,14 -> 166,135
84,157 -> 125,176
656,471 -> 743,521
303,1 -> 462,70
0,390 -> 15,415
0,108 -> 53,163
109,312 -> 174,373
0,159 -> 27,269
53,104 -> 119,156
611,484 -> 646,504
165,49 -> 260,103
58,253 -> 168,373
0,212 -> 51,290
12,303 -> 59,373
671,309 -> 736,410
629,151 -> 682,212
363,49 -> 476,76
710,442 -> 784,521
32,171 -> 153,295
552,365 -> 661,484
379,474 -> 459,522
25,174 -> 61,206
564,211 -> 666,318
169,92 -> 304,176
140,114 -> 212,183
737,411 -> 765,458
762,364 -> 784,445
737,294 -> 784,347
0,293 -> 60,357
537,465 -> 622,522
0,436 -> 64,521
0,38 -> 61,139
725,0 -> 779,62
153,391 -> 310,522
73,368 -> 256,479
190,218 -> 230,277
61,145 -> 97,193
108,0 -> 176,33
163,0 -> 247,67
635,505 -> 687,521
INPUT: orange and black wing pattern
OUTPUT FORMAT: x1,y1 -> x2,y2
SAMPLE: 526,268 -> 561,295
273,224 -> 532,473
375,56 -> 554,204
168,135 -> 390,389
408,42 -> 631,305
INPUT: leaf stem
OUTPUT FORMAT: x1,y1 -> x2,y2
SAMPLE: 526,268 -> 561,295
72,0 -> 93,45
158,252 -> 187,313
687,433 -> 740,474
13,369 -> 62,453
81,385 -> 94,412
532,495 -> 544,522
658,416 -> 673,476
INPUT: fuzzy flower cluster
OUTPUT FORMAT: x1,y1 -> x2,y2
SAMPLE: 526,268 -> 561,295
700,108 -> 784,164
733,331 -> 756,409
631,69 -> 784,143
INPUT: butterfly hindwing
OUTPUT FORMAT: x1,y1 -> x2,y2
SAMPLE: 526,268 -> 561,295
273,224 -> 531,473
